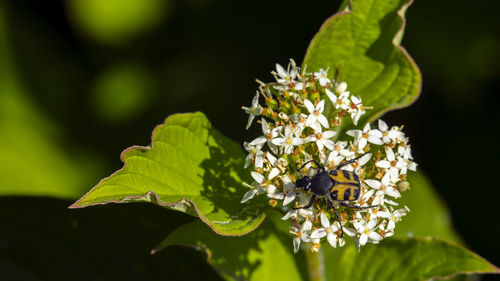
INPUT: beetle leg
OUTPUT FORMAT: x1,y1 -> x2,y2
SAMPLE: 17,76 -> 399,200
297,160 -> 324,173
292,194 -> 316,210
335,152 -> 369,170
340,202 -> 377,209
328,200 -> 344,238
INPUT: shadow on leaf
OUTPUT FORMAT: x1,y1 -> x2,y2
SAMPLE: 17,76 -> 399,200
197,125 -> 268,235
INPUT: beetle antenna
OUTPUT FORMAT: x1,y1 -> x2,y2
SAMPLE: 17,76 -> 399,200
297,159 -> 322,173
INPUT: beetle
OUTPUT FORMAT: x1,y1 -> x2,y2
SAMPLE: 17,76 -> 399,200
293,152 -> 377,237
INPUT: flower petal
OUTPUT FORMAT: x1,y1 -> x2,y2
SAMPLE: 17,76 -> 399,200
378,119 -> 388,131
322,130 -> 337,139
240,189 -> 257,203
304,99 -> 315,113
293,237 -> 301,253
359,234 -> 368,246
320,212 -> 331,228
310,229 -> 327,239
365,179 -> 381,189
327,234 -> 337,248
368,231 -> 383,242
251,171 -> 265,183
376,160 -> 391,169
276,63 -> 287,77
283,192 -> 296,206
316,100 -> 325,112
318,114 -> 330,128
268,168 -> 280,180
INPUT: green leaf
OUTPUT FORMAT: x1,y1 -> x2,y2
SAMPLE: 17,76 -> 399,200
322,171 -> 489,281
70,112 -> 267,236
396,172 -> 461,243
153,211 -> 307,281
303,0 -> 421,123
324,238 -> 499,281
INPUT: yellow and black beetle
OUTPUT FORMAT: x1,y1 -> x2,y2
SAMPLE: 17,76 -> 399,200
293,152 -> 377,237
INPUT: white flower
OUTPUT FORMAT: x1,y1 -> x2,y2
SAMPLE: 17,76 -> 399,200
306,130 -> 337,152
283,193 -> 314,220
290,220 -> 312,253
344,133 -> 365,156
377,223 -> 395,238
397,145 -> 417,174
240,172 -> 267,203
290,113 -> 307,130
241,92 -> 263,129
378,120 -> 401,144
314,68 -> 331,87
326,89 -> 350,110
304,99 -> 329,131
273,60 -> 299,85
249,118 -> 279,154
332,141 -> 350,157
379,208 -> 408,231
321,149 -> 345,170
243,141 -> 264,169
347,123 -> 384,150
275,157 -> 289,174
348,96 -> 366,125
271,126 -> 304,155
353,218 -> 383,248
240,170 -> 278,203
376,147 -> 406,182
397,145 -> 413,159
310,212 -> 342,248
365,172 -> 401,201
266,184 -> 285,200
241,61 -> 418,252
343,152 -> 372,174
282,174 -> 297,206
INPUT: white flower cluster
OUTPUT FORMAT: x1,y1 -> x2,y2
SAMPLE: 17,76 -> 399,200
241,59 -> 417,253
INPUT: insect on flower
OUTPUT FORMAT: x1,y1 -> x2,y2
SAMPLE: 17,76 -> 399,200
293,152 -> 377,237
241,59 -> 417,252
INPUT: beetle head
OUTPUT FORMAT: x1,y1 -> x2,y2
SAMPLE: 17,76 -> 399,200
295,176 -> 311,191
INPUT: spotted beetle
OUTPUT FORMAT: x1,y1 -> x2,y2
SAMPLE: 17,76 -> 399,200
293,152 -> 377,237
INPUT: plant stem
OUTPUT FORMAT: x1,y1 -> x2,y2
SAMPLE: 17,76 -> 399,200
305,248 -> 326,281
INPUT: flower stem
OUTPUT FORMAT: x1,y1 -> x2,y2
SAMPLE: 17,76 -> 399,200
305,248 -> 326,281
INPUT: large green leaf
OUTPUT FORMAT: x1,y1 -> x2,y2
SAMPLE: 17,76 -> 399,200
323,238 -> 498,281
303,0 -> 421,123
396,172 -> 461,243
70,112 -> 267,236
322,171 -> 486,281
154,211 -> 307,281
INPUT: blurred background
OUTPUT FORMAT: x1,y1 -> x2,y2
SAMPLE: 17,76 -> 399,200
0,0 -> 499,280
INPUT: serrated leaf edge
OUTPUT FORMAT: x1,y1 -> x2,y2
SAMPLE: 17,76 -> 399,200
69,112 -> 266,237
302,0 -> 422,121
416,237 -> 500,280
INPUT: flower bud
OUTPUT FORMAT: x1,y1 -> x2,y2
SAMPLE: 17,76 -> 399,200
335,82 -> 347,94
